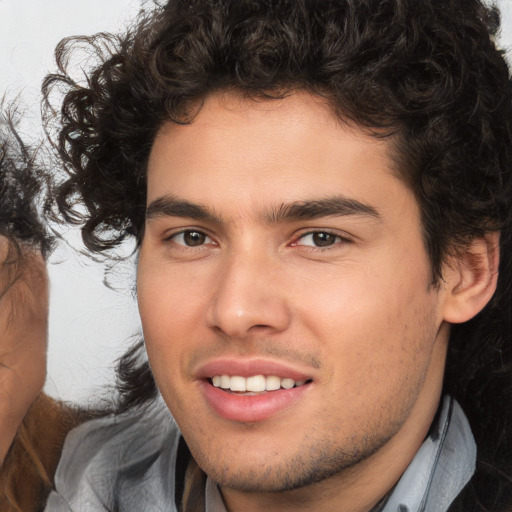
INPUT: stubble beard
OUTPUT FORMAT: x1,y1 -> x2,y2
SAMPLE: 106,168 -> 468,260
189,419 -> 400,494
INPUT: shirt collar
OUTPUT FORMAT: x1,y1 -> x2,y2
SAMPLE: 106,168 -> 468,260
382,396 -> 475,511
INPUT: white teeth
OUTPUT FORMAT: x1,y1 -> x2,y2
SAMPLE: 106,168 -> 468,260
230,375 -> 247,392
265,375 -> 281,391
246,375 -> 266,392
211,375 -> 307,392
281,378 -> 295,389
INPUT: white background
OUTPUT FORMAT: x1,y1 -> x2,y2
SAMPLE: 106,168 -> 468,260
1,0 -> 512,404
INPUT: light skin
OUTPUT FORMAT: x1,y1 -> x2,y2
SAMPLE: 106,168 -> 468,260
0,239 -> 48,465
137,91 -> 498,512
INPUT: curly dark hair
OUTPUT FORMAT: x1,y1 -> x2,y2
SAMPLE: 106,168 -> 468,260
0,107 -> 50,278
44,0 -> 512,509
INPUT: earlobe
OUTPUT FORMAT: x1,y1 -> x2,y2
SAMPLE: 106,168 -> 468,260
442,232 -> 500,324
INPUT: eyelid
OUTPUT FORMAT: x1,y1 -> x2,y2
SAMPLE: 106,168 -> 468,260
163,227 -> 216,246
290,229 -> 353,248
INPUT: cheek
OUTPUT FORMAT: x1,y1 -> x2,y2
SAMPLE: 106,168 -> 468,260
298,258 -> 428,332
296,257 -> 437,381
137,265 -> 208,382
139,257 -> 200,325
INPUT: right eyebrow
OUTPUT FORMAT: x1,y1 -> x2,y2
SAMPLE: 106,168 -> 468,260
146,195 -> 221,224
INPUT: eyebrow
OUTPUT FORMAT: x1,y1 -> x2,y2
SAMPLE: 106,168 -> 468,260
266,196 -> 380,223
146,195 -> 380,224
146,195 -> 221,223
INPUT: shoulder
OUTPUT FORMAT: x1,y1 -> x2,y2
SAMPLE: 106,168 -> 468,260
0,393 -> 83,512
46,398 -> 182,511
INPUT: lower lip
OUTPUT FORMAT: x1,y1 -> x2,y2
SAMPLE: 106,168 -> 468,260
200,380 -> 311,423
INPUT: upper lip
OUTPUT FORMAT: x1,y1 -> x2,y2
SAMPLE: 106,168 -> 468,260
195,358 -> 314,382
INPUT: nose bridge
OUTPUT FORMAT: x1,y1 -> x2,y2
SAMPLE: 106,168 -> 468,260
207,242 -> 290,338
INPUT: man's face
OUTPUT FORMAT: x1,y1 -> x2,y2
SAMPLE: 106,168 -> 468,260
137,91 -> 451,496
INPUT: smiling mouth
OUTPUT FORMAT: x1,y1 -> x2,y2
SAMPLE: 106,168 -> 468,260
210,374 -> 311,394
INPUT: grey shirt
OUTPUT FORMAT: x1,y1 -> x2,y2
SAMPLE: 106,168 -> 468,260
45,396 -> 475,512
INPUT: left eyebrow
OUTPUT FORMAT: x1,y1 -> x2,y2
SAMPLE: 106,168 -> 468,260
265,196 -> 381,224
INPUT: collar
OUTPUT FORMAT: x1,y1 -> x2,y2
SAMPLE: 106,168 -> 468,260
381,396 -> 475,511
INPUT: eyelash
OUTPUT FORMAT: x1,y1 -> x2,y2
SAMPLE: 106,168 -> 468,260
164,229 -> 215,248
291,230 -> 351,250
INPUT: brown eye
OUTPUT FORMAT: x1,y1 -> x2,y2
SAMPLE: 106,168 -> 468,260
312,232 -> 337,247
296,231 -> 342,248
183,231 -> 206,246
170,230 -> 212,247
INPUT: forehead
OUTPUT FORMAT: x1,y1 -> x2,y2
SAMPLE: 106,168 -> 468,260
146,91 -> 411,219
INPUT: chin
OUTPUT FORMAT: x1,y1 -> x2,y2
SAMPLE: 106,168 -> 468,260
193,436 -> 385,493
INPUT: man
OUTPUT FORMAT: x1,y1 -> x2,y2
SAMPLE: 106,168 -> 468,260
44,0 -> 512,510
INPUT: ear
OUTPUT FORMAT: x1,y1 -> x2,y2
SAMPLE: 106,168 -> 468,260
442,232 -> 500,324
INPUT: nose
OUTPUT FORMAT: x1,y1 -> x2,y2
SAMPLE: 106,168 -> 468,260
206,249 -> 291,339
